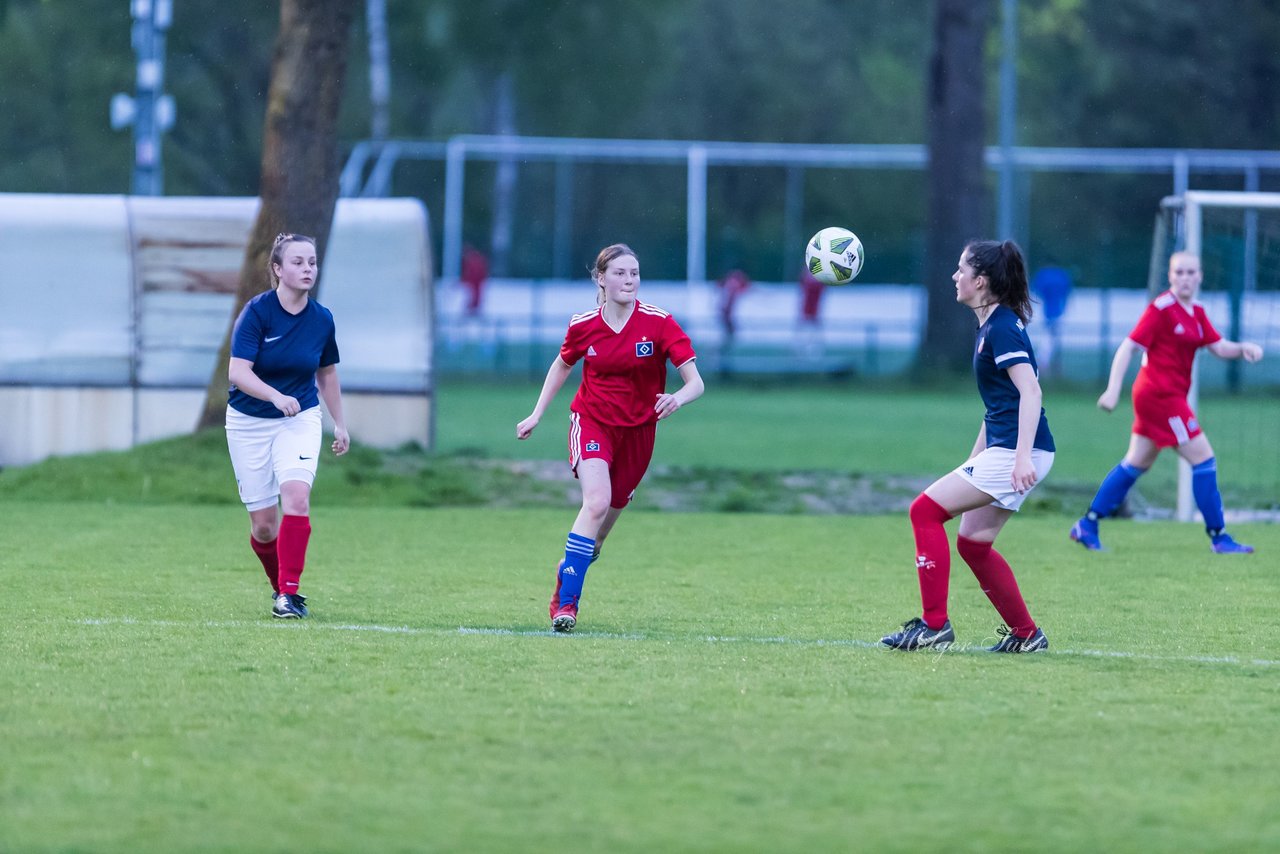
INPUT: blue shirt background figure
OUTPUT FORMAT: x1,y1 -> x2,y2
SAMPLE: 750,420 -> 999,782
1031,264 -> 1073,377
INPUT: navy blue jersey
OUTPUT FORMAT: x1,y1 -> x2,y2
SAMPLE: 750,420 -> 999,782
228,290 -> 339,418
974,305 -> 1054,452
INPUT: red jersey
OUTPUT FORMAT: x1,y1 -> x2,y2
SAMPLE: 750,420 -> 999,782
560,301 -> 696,427
718,270 -> 751,311
1129,290 -> 1222,400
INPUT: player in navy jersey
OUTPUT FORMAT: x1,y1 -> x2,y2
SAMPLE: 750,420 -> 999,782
517,244 -> 704,632
225,233 -> 350,619
1070,252 -> 1264,554
882,240 -> 1054,653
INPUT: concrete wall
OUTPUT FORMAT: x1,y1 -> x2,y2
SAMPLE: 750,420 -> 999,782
0,194 -> 434,467
0,387 -> 432,466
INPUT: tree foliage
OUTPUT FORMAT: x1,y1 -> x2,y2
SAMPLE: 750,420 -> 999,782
2,1 -> 1274,185
3,1 -> 1280,289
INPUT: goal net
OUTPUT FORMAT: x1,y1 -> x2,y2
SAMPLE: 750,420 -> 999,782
1150,191 -> 1280,522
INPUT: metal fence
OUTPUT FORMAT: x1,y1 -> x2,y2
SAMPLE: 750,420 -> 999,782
433,278 -> 1280,390
341,134 -> 1280,285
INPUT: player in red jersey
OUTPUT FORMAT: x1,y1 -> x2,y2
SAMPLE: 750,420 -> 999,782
516,244 -> 704,631
1071,252 -> 1264,553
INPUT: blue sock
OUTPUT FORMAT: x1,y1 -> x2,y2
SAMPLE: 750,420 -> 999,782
557,532 -> 596,608
1191,458 -> 1226,537
1086,460 -> 1147,523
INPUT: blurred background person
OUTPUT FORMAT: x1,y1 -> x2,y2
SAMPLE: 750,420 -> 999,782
450,243 -> 493,355
797,266 -> 826,360
460,243 -> 489,318
1031,262 -> 1073,377
717,267 -> 751,351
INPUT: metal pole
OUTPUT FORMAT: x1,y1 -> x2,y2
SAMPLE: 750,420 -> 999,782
1173,153 -> 1190,197
366,0 -> 391,142
127,0 -> 172,195
1176,195 -> 1203,522
686,145 -> 708,296
442,138 -> 467,283
997,0 -> 1017,240
1227,167 -> 1260,393
783,166 -> 805,280
553,158 -> 574,280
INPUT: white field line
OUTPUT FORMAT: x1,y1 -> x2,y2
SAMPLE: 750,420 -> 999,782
74,617 -> 1280,668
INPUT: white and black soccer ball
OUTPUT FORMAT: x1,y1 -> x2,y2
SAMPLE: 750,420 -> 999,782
805,227 -> 864,286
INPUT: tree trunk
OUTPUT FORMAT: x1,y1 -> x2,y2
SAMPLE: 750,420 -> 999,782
916,0 -> 993,378
195,0 -> 355,431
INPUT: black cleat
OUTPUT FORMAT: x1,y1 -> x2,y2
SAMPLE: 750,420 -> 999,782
881,617 -> 955,651
989,626 -> 1048,653
272,593 -> 307,619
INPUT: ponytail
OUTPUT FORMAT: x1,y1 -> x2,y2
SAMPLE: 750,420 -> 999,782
964,239 -> 1033,323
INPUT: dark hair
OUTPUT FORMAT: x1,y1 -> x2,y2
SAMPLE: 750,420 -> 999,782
268,232 -> 317,289
964,239 -> 1032,323
590,243 -> 638,305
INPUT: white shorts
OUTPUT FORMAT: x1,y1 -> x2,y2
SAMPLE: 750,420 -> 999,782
226,406 -> 322,511
953,446 -> 1055,511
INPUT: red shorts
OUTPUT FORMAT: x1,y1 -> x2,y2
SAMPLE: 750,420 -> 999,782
569,412 -> 656,508
1132,386 -> 1202,447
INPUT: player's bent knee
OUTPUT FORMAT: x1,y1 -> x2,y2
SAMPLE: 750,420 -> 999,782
956,535 -> 992,562
909,493 -> 952,525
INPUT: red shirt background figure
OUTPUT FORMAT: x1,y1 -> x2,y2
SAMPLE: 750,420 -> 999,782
799,267 -> 825,325
716,269 -> 750,343
460,244 -> 488,317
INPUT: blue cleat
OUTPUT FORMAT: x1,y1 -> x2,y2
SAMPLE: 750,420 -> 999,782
881,617 -> 955,651
1211,533 -> 1254,554
1069,519 -> 1103,551
989,626 -> 1048,653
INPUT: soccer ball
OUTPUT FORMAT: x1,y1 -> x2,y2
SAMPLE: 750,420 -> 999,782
805,227 -> 864,285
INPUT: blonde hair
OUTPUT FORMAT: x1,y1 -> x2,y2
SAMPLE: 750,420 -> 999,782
268,232 -> 317,289
590,243 -> 638,306
1168,250 -> 1201,271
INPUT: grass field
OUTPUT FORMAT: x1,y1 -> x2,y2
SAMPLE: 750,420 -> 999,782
2,382 -> 1278,851
435,381 -> 1280,511
2,505 -> 1278,852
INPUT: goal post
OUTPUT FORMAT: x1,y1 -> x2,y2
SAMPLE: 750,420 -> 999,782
1153,190 -> 1280,522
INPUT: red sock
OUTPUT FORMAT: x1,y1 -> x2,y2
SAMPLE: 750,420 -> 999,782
909,494 -> 953,630
250,535 -> 279,593
956,535 -> 1036,637
277,515 -> 312,596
